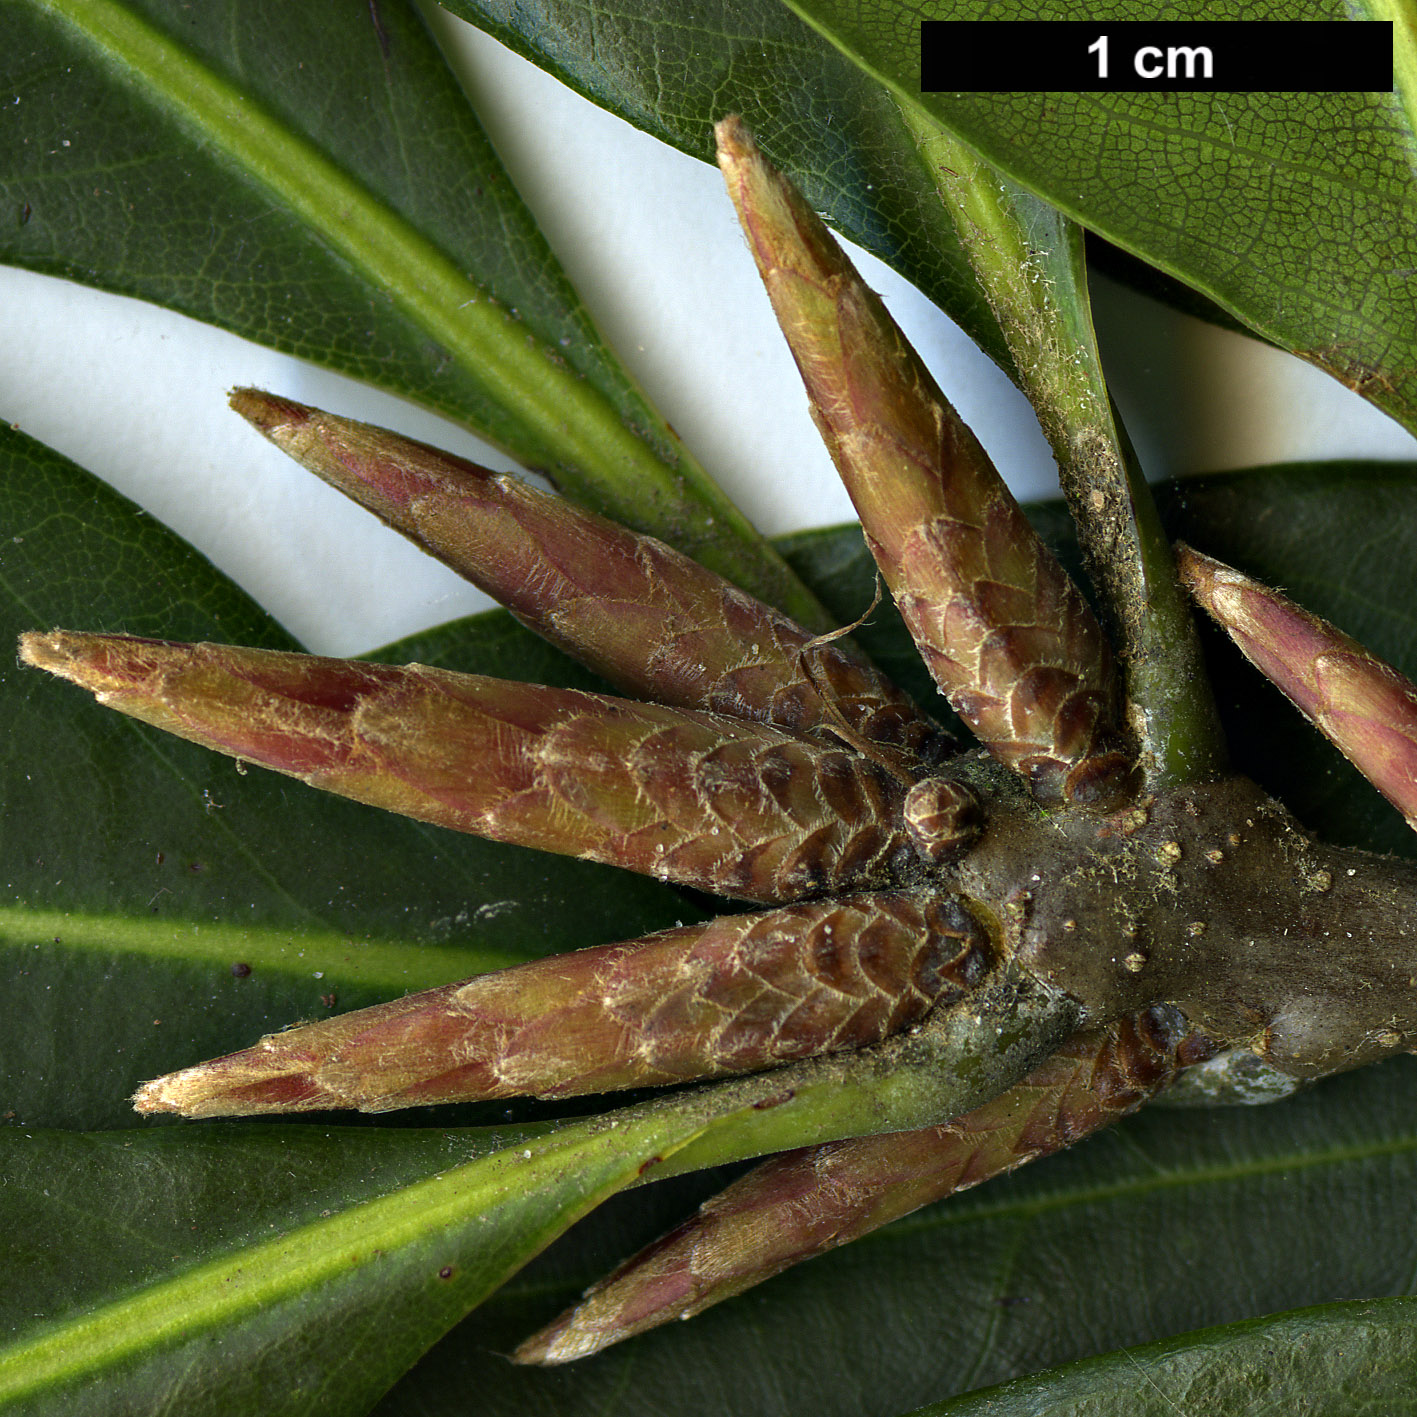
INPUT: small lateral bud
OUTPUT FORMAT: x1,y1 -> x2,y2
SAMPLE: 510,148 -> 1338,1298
903,776 -> 983,863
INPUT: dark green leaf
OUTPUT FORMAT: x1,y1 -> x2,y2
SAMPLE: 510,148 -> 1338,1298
0,425 -> 1074,1417
780,0 -> 1417,436
0,1101 -> 773,1415
437,0 -> 1016,377
11,407 -> 1417,1414
0,1123 -> 548,1413
373,1057 -> 1417,1416
0,0 -> 814,618
359,468 -> 1417,1414
920,1297 -> 1417,1415
0,422 -> 694,1131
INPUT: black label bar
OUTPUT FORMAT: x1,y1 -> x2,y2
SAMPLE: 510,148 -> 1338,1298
920,21 -> 1392,93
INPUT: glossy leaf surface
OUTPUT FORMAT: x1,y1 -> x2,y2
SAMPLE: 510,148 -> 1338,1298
782,0 -> 1417,436
0,0 -> 610,463
0,1098 -> 816,1415
438,0 -> 1016,377
919,1297 -> 1417,1416
9,412 -> 1417,1413
8,3 -> 1417,1408
1,423 -> 1067,1414
375,467 -> 1417,1412
0,422 -> 694,1132
0,0 -> 811,616
377,1057 -> 1417,1416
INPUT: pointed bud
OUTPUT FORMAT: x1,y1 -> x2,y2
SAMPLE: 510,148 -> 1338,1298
18,632 -> 915,903
132,889 -> 992,1117
516,1008 -> 1188,1363
1177,546 -> 1417,830
715,117 -> 1128,807
230,388 -> 949,765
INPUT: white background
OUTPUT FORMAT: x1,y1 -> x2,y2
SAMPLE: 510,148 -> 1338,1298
3,13 -> 1413,657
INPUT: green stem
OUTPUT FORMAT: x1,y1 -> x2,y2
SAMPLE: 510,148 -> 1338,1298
650,966 -> 1081,1179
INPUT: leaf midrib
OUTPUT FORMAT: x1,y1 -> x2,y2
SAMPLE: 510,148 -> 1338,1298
500,1100 -> 1417,1304
32,0 -> 668,491
884,1120 -> 1417,1241
0,906 -> 525,990
0,1103 -> 709,1404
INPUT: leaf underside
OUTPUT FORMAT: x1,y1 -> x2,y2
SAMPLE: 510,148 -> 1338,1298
919,1296 -> 1417,1417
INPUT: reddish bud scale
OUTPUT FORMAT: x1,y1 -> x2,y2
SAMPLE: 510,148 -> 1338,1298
18,632 -> 917,904
516,1007 -> 1188,1363
131,889 -> 992,1117
231,389 -> 950,766
902,775 -> 984,863
715,117 -> 1125,806
1178,546 -> 1417,831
